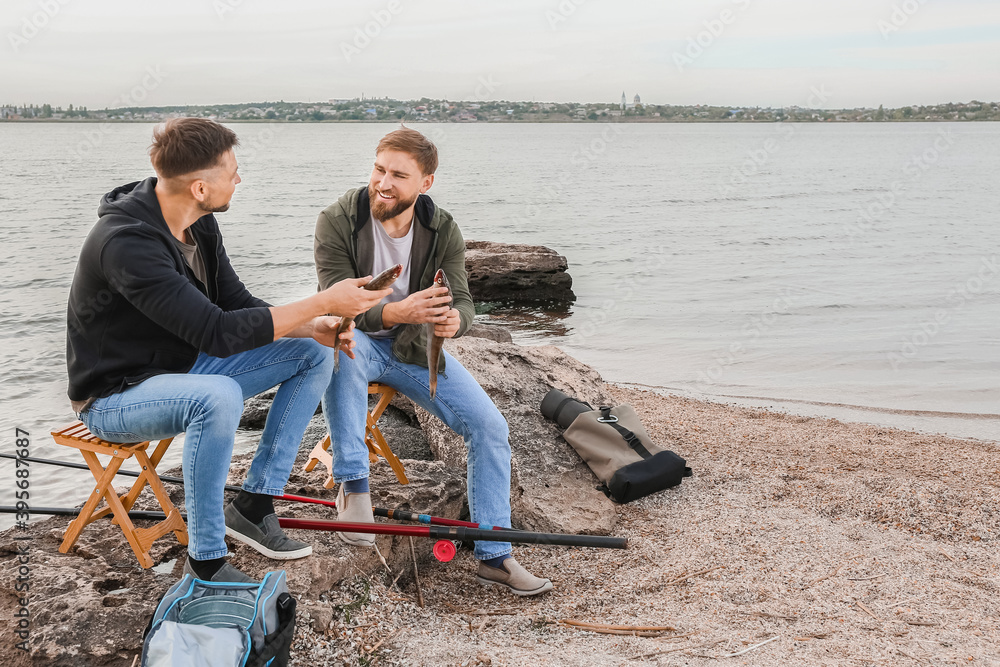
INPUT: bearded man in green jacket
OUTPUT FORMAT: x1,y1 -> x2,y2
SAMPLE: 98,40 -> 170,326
314,128 -> 552,596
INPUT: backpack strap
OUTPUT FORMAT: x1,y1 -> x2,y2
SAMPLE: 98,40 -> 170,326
598,406 -> 652,459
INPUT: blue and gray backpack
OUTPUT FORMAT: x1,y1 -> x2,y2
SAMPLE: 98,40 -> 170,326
142,570 -> 296,667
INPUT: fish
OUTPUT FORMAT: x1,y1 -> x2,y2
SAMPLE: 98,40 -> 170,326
426,268 -> 453,400
332,264 -> 403,372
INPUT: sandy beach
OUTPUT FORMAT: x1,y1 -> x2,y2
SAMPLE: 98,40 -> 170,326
1,345 -> 997,667
286,384 -> 999,666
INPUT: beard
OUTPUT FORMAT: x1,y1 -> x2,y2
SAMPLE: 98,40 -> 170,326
368,183 -> 417,221
198,198 -> 231,214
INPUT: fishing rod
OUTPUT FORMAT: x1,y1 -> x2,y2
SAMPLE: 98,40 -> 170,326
0,451 -> 344,509
1,452 -> 531,533
0,506 -> 628,550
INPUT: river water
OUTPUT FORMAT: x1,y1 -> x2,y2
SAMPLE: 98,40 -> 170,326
0,121 -> 997,521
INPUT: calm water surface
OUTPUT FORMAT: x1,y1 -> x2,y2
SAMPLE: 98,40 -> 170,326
0,122 -> 997,521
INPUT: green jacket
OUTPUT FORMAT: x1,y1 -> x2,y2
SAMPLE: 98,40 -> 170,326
314,187 -> 474,371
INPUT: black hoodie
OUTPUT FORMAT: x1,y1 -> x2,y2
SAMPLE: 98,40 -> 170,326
66,177 -> 274,403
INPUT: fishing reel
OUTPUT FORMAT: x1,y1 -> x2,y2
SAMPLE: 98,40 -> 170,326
432,539 -> 458,562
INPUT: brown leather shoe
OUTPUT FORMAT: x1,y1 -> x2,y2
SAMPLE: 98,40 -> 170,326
476,557 -> 553,596
335,485 -> 375,547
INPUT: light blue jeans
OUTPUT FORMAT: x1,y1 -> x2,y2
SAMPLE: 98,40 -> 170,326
322,331 -> 513,560
81,338 -> 336,560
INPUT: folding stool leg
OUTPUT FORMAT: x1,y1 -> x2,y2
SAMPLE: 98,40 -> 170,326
305,385 -> 409,488
59,451 -> 126,554
305,434 -> 336,490
369,385 -> 396,422
146,436 -> 174,468
97,470 -> 154,568
115,437 -> 175,514
366,415 -> 409,485
132,447 -> 188,546
365,386 -> 408,484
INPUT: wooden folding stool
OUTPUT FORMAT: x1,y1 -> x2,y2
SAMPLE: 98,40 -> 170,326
305,382 -> 409,488
51,421 -> 188,568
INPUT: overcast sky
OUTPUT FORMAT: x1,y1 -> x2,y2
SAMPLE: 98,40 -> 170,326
2,0 -> 998,109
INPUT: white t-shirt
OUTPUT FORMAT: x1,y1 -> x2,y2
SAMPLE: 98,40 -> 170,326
368,216 -> 413,338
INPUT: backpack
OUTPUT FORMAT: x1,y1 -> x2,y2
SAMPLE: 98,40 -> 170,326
142,570 -> 296,667
541,389 -> 692,503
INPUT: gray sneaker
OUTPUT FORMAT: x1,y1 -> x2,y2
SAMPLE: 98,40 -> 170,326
224,502 -> 312,560
182,558 -> 256,583
476,557 -> 553,596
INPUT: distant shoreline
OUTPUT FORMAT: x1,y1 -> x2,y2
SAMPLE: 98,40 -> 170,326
7,99 -> 995,124
2,118 -> 997,124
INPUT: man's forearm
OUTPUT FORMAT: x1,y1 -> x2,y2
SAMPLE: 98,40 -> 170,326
283,317 -> 321,339
380,301 -> 403,328
269,296 -> 328,340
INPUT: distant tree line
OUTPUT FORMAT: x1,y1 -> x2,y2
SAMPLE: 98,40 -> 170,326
3,98 -> 997,123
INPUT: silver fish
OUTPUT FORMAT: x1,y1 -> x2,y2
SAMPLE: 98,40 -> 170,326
332,264 -> 403,372
426,268 -> 453,400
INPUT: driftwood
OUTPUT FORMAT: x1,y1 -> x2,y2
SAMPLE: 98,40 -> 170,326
558,618 -> 677,637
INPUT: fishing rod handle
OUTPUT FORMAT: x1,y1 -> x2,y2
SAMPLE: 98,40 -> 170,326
430,526 -> 628,549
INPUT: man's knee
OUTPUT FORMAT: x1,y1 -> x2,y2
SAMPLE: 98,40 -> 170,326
195,376 -> 244,426
329,335 -> 375,382
272,337 -> 337,374
304,339 -> 336,373
470,407 -> 510,445
341,329 -> 376,365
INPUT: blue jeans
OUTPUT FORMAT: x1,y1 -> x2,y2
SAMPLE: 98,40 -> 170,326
322,331 -> 512,560
81,338 -> 336,560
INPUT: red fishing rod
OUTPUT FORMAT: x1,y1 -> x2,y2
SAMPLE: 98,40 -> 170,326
0,506 -> 628,551
1,453 -> 536,532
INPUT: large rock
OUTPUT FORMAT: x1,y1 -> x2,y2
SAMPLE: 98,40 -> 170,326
465,240 -> 575,303
244,336 -> 618,537
414,337 -> 618,536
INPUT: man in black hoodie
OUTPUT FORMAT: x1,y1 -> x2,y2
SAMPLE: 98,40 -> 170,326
66,118 -> 391,582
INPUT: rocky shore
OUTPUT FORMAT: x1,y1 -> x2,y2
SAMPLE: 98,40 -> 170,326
2,333 -> 998,666
1,243 -> 997,666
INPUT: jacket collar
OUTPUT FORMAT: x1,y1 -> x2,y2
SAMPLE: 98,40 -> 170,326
354,186 -> 438,293
101,177 -> 221,299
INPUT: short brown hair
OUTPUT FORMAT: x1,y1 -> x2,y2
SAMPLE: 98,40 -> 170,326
149,118 -> 239,179
376,127 -> 438,175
